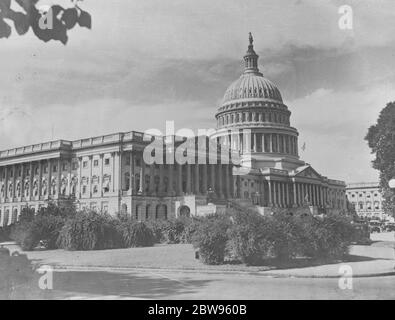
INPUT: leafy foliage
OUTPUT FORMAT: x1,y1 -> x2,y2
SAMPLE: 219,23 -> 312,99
0,0 -> 91,44
227,210 -> 357,265
0,225 -> 12,242
365,101 -> 395,217
57,210 -> 121,251
192,214 -> 232,265
117,221 -> 155,248
10,207 -> 66,251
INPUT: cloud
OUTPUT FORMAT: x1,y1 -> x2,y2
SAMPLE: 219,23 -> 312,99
290,84 -> 395,183
2,0 -> 395,185
0,98 -> 217,151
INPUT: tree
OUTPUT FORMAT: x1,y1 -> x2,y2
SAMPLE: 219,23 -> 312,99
0,0 -> 91,44
365,101 -> 395,217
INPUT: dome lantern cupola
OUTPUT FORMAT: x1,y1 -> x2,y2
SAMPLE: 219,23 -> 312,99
243,32 -> 262,75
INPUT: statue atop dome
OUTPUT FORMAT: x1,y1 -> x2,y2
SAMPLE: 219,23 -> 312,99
249,32 -> 253,46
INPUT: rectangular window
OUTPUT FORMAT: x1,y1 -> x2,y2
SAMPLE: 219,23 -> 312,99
126,157 -> 131,166
104,158 -> 110,166
82,186 -> 87,194
83,161 -> 88,168
43,166 -> 48,174
53,165 -> 57,173
72,162 -> 78,170
94,160 -> 99,167
62,163 -> 67,171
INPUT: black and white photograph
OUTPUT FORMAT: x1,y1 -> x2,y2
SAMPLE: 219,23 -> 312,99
0,0 -> 395,304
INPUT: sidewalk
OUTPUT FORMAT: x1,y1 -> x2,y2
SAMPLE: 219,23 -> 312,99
2,239 -> 394,279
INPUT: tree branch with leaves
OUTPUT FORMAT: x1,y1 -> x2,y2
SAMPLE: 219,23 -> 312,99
365,101 -> 395,217
0,0 -> 91,44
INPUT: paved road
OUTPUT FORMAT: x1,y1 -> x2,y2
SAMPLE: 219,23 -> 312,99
13,268 -> 395,300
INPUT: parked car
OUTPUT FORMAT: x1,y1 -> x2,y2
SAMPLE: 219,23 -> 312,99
369,220 -> 382,233
384,222 -> 395,232
352,220 -> 370,243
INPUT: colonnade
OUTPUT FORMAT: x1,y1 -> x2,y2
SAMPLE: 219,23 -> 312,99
258,180 -> 330,208
218,131 -> 298,156
133,150 -> 234,199
217,110 -> 290,127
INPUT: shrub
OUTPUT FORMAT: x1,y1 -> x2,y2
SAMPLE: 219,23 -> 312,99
228,211 -> 273,265
192,214 -> 232,265
146,217 -> 195,244
269,214 -> 302,261
146,220 -> 172,243
0,226 -> 12,242
57,210 -> 121,250
117,221 -> 155,247
10,213 -> 65,251
228,210 -> 357,265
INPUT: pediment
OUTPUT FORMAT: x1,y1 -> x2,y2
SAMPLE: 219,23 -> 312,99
294,165 -> 322,179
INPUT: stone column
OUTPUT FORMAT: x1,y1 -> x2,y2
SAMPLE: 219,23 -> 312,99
202,164 -> 208,195
320,186 -> 324,207
129,151 -> 134,195
99,154 -> 104,196
268,180 -> 273,206
159,164 -> 164,195
111,153 -> 116,193
269,134 -> 273,153
224,164 -> 230,199
194,164 -> 200,195
67,159 -> 72,196
261,133 -> 265,152
57,158 -> 61,198
149,164 -> 155,195
177,163 -> 183,196
38,161 -> 42,200
168,164 -> 174,196
77,157 -> 82,199
4,166 -> 8,200
88,156 -> 93,197
253,133 -> 257,152
293,182 -> 297,206
229,166 -> 234,198
210,164 -> 216,194
47,160 -> 52,199
280,182 -> 285,207
276,134 -> 280,153
186,164 -> 191,194
286,182 -> 290,207
140,156 -> 146,195
217,165 -> 224,199
273,181 -> 277,207
20,163 -> 25,199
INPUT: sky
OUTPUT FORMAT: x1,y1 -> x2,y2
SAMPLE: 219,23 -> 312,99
1,0 -> 395,183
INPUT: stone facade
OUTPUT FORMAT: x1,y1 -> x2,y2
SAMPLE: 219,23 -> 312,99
346,182 -> 387,220
211,34 -> 346,215
0,34 -> 347,227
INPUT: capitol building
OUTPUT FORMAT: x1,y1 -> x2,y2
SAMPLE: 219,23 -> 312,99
0,34 -> 347,226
